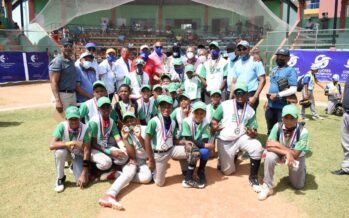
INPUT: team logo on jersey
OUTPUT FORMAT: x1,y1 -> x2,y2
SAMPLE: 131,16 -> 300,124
344,59 -> 349,68
30,55 -> 39,62
0,54 -> 6,63
312,55 -> 331,69
288,54 -> 299,67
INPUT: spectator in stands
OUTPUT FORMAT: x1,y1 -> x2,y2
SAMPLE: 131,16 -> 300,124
49,38 -> 77,118
306,18 -> 315,30
76,52 -> 96,104
63,26 -> 70,38
229,40 -> 266,111
97,48 -> 118,101
184,46 -> 200,70
149,41 -> 166,75
101,19 -> 108,34
50,31 -> 59,43
320,13 -> 329,30
131,44 -> 158,85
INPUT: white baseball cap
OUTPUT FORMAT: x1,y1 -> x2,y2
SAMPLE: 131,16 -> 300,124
311,65 -> 319,71
140,44 -> 149,50
332,74 -> 340,82
237,40 -> 250,48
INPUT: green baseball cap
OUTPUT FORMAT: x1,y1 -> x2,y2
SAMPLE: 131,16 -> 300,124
168,83 -> 178,93
192,101 -> 207,112
282,104 -> 298,118
122,112 -> 136,121
173,58 -> 183,66
234,82 -> 248,92
141,84 -> 151,91
209,41 -> 219,48
136,59 -> 145,66
97,96 -> 111,107
157,95 -> 173,105
160,73 -> 171,80
178,93 -> 190,101
93,80 -> 106,90
153,84 -> 163,91
210,89 -> 222,97
65,106 -> 80,120
185,64 -> 195,73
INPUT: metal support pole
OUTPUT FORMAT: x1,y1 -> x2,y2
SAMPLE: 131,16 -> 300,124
332,0 -> 339,46
286,0 -> 291,38
19,0 -> 24,29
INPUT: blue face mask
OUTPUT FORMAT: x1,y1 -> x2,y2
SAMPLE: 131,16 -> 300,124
175,68 -> 184,74
106,55 -> 116,62
155,47 -> 163,56
140,52 -> 149,61
241,54 -> 250,61
211,49 -> 220,59
228,52 -> 236,61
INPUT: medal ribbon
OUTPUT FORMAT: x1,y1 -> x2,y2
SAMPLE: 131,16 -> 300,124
233,99 -> 247,126
160,115 -> 173,142
191,121 -> 203,140
68,123 -> 81,141
120,101 -> 130,114
99,115 -> 112,140
142,98 -> 151,118
282,126 -> 298,148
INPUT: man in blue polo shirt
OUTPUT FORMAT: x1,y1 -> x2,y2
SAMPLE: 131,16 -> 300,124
265,48 -> 297,135
229,40 -> 266,111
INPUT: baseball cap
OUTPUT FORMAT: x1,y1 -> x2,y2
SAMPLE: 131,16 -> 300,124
192,101 -> 207,112
135,59 -> 145,66
173,58 -> 183,66
210,89 -> 222,97
60,38 -> 73,46
141,84 -> 151,91
275,48 -> 290,56
157,95 -> 173,105
237,40 -> 250,48
80,52 -> 94,60
65,106 -> 80,120
85,42 -> 96,49
332,74 -> 340,82
234,82 -> 248,92
153,84 -> 163,91
140,44 -> 149,50
282,104 -> 298,118
185,64 -> 195,73
168,83 -> 178,93
97,96 -> 111,107
93,80 -> 106,90
122,112 -> 136,121
311,64 -> 319,71
178,93 -> 190,101
209,41 -> 219,49
106,48 -> 116,54
161,73 -> 171,80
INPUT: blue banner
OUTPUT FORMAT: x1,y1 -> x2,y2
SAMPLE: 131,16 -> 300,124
288,50 -> 349,82
26,52 -> 49,81
0,52 -> 26,83
0,52 -> 49,83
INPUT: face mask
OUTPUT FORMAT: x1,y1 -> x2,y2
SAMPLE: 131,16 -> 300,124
175,68 -> 184,74
198,55 -> 207,63
140,52 -> 149,61
186,51 -> 195,59
228,52 -> 236,61
121,53 -> 129,60
155,47 -> 163,56
211,49 -> 220,59
276,59 -> 286,67
241,54 -> 250,61
106,55 -> 116,62
82,61 -> 92,69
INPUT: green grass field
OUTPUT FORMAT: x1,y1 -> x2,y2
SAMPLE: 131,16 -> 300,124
0,105 -> 348,218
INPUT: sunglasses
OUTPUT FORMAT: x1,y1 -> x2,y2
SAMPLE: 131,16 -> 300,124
88,48 -> 96,52
63,44 -> 73,48
237,47 -> 247,51
155,46 -> 163,49
234,91 -> 247,96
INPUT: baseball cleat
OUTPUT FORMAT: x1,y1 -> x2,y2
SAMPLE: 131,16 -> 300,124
249,176 -> 262,193
54,175 -> 66,193
182,179 -> 200,189
332,169 -> 349,175
258,183 -> 274,201
197,171 -> 207,189
99,195 -> 124,210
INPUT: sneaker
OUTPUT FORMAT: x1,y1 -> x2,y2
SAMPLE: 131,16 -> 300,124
100,170 -> 120,181
249,176 -> 262,193
257,183 -> 274,201
99,195 -> 124,210
197,171 -> 207,189
182,179 -> 200,188
54,175 -> 66,193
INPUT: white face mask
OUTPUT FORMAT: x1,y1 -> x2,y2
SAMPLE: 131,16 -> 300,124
228,52 -> 236,60
198,55 -> 207,63
186,51 -> 195,59
82,61 -> 92,69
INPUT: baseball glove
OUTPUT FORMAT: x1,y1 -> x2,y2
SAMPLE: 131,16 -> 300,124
299,99 -> 311,108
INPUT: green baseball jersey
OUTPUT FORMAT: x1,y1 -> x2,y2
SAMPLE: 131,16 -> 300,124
181,117 -> 210,140
53,121 -> 90,144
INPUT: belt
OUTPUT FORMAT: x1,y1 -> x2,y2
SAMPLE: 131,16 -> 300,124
153,146 -> 173,154
59,90 -> 75,93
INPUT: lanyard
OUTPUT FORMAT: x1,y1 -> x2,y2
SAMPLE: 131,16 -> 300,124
142,98 -> 151,118
233,99 -> 247,126
120,101 -> 130,114
136,73 -> 144,87
191,121 -> 203,140
160,115 -> 173,142
282,126 -> 298,148
99,115 -> 112,140
209,58 -> 219,73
